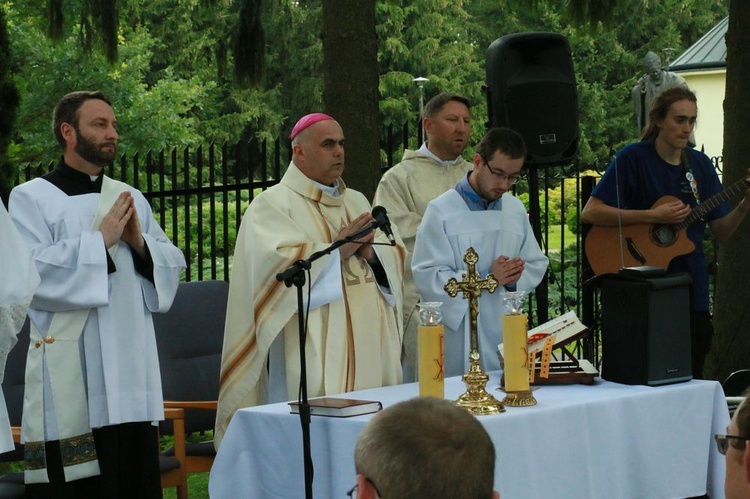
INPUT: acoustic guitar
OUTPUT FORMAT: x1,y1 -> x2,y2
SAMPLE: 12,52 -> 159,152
585,177 -> 749,276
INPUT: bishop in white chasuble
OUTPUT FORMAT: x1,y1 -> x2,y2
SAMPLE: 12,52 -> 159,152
216,115 -> 406,449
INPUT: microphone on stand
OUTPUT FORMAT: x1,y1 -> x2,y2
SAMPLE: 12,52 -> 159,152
372,205 -> 397,246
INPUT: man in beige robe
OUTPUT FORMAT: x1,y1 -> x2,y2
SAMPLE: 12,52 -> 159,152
215,114 -> 406,449
373,93 -> 473,381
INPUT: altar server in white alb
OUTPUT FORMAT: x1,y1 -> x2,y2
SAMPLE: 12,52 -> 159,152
9,91 -> 185,498
0,200 -> 40,454
215,113 -> 406,449
412,127 -> 548,378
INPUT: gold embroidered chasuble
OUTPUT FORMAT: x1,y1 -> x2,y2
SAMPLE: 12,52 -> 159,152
215,162 -> 405,448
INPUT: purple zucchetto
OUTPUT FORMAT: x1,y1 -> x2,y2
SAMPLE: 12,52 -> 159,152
289,113 -> 335,141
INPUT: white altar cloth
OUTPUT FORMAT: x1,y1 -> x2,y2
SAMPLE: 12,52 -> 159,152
210,373 -> 729,499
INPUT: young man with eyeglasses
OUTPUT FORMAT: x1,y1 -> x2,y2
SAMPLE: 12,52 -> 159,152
716,391 -> 750,499
412,127 -> 548,378
351,397 -> 500,499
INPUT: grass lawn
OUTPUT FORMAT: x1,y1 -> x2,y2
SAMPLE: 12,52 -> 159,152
546,224 -> 577,250
161,432 -> 210,499
163,473 -> 209,499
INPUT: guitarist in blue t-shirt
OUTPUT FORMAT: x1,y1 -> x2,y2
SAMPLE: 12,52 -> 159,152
582,86 -> 750,378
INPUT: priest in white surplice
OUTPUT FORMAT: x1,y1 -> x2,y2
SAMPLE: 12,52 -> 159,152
9,91 -> 185,498
412,128 -> 548,378
0,199 -> 40,454
374,93 -> 473,382
215,114 -> 406,449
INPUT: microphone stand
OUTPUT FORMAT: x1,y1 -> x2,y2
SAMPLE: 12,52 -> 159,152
275,221 -> 392,499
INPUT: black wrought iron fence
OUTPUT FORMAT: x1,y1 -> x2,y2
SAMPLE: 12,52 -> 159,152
14,123 -> 725,368
17,139 -> 286,283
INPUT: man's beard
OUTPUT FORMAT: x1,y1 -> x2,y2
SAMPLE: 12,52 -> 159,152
75,129 -> 116,168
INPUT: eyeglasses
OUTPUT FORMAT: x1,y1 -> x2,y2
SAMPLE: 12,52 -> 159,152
715,434 -> 749,455
482,158 -> 522,185
347,478 -> 382,498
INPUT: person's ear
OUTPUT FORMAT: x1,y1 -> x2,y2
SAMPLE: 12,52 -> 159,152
356,474 -> 378,499
61,122 -> 76,147
472,152 -> 483,171
744,445 -> 750,483
493,490 -> 500,499
423,117 -> 432,136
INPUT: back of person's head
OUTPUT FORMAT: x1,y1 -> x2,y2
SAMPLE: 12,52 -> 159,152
354,397 -> 497,499
53,91 -> 112,149
641,86 -> 697,141
725,389 -> 750,499
422,92 -> 471,120
476,127 -> 527,163
734,390 -> 750,449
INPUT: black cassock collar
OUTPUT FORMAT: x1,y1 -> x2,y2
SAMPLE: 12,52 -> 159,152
43,160 -> 104,196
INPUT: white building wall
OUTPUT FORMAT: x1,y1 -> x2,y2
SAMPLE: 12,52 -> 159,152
679,69 -> 725,161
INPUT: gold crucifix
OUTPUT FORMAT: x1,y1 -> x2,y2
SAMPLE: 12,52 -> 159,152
444,247 -> 505,415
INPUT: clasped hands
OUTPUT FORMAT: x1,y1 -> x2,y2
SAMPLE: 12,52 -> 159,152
491,255 -> 524,287
337,212 -> 376,262
99,191 -> 147,258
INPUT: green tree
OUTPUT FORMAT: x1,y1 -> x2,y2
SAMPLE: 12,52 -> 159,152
377,0 -> 485,157
469,0 -> 725,168
6,14 -> 207,163
0,4 -> 19,201
322,0 -> 380,198
40,0 -> 119,62
709,2 -> 750,382
5,1 -> 287,166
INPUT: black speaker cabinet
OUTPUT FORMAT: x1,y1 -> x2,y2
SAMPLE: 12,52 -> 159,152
601,271 -> 693,386
485,32 -> 579,166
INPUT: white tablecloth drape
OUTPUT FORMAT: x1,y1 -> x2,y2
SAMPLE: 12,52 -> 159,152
210,373 -> 729,499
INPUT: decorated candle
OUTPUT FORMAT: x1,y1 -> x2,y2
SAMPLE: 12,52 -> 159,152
418,302 -> 444,398
502,292 -> 530,393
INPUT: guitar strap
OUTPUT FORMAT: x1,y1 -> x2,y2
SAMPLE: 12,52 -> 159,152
682,149 -> 700,204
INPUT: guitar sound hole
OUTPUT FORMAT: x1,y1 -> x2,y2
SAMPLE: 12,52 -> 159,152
651,224 -> 676,246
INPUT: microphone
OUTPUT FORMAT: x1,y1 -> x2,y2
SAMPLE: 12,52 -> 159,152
372,205 -> 396,246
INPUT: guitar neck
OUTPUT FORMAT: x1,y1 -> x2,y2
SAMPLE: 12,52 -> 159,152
679,178 -> 749,229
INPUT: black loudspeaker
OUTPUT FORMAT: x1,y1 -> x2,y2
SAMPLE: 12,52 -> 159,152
485,32 -> 579,166
600,271 -> 693,386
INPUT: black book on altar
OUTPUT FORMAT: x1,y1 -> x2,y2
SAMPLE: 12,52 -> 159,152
289,397 -> 382,417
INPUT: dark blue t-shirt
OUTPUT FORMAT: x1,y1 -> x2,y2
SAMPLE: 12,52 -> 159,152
591,140 -> 728,311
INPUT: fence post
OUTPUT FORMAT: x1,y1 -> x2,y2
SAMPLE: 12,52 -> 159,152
580,175 -> 599,366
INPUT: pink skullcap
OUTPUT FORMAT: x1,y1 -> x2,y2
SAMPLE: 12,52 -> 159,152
289,113 -> 335,141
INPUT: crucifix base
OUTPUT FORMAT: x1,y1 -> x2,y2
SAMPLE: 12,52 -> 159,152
501,389 -> 537,407
455,355 -> 505,416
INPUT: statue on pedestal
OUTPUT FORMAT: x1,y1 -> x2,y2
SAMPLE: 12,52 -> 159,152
631,51 -> 689,136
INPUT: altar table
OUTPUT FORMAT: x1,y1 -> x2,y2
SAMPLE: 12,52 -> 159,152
209,373 -> 729,498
